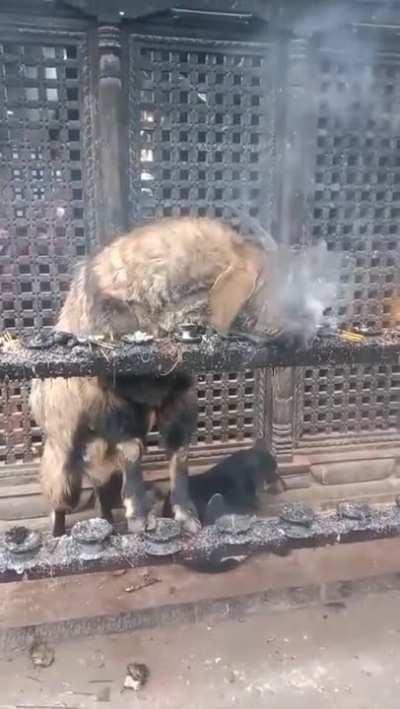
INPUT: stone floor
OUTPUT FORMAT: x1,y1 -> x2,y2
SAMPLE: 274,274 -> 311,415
1,588 -> 400,708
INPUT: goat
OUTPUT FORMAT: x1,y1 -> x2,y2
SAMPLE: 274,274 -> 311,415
30,216 -> 269,536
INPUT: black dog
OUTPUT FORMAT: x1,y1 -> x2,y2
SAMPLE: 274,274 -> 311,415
95,441 -> 285,527
163,441 -> 285,524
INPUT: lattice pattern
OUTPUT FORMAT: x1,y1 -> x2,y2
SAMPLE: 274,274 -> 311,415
299,53 -> 400,442
144,370 -> 268,465
129,38 -> 273,224
128,36 -> 274,456
0,37 -> 92,464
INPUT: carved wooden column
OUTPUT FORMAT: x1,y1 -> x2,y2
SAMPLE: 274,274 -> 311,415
271,34 -> 316,472
97,24 -> 127,244
271,368 -> 294,463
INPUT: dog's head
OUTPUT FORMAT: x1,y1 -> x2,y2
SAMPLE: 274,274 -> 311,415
251,441 -> 286,495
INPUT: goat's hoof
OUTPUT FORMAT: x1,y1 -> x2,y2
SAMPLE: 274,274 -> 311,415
127,512 -> 157,535
145,512 -> 157,532
127,516 -> 147,535
50,511 -> 66,538
173,505 -> 201,535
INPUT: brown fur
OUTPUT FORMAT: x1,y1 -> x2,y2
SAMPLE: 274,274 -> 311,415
30,216 -> 268,535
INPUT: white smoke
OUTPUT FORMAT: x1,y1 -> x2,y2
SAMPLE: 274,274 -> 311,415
257,241 -> 351,343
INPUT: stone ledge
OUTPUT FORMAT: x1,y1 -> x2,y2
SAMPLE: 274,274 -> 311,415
2,538 -> 400,654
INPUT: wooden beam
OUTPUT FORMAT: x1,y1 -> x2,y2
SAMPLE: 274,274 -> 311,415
0,332 -> 399,381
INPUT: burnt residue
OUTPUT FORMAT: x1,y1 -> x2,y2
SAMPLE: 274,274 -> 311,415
0,330 -> 399,381
279,503 -> 315,528
4,527 -> 42,556
5,527 -> 30,547
1,501 -> 400,582
337,502 -> 373,523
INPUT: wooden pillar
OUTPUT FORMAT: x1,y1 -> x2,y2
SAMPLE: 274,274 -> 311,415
271,368 -> 294,463
278,37 -> 314,247
97,24 -> 126,244
271,34 -> 316,465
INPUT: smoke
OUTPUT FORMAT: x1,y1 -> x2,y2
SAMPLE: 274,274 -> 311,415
255,241 -> 352,343
252,1 -> 396,341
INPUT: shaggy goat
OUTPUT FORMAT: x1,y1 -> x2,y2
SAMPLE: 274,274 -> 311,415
30,216 -> 268,536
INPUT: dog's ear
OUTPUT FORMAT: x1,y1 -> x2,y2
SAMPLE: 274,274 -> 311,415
204,493 -> 230,525
268,476 -> 287,494
208,258 -> 259,334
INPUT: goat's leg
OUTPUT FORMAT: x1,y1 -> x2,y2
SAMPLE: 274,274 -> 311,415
159,391 -> 200,534
95,483 -> 114,524
117,439 -> 155,533
94,473 -> 122,524
40,440 -> 83,537
168,445 -> 200,534
50,510 -> 66,537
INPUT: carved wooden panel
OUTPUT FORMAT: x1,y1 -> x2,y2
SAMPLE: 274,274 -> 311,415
296,46 -> 400,446
0,34 -> 95,465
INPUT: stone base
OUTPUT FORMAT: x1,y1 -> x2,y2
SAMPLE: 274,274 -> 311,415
268,442 -> 400,514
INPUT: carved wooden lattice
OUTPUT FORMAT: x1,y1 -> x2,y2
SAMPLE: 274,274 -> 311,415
129,35 -> 275,458
297,49 -> 400,445
0,36 -> 94,464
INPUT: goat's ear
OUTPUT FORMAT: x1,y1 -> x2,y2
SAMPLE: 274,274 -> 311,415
208,259 -> 259,334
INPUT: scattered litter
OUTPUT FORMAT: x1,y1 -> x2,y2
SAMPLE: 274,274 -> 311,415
175,324 -> 205,343
112,568 -> 127,577
92,649 -> 105,669
123,662 -> 150,691
124,572 -> 160,594
30,639 -> 55,668
96,686 -> 111,702
89,679 -> 113,684
24,333 -> 57,349
26,674 -> 43,683
0,331 -> 21,351
338,328 -> 365,343
215,657 -> 221,664
122,331 -> 154,344
67,690 -> 93,697
325,601 -> 347,612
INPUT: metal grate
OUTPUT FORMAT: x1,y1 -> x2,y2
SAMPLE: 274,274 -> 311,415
0,36 -> 94,465
297,51 -> 400,444
128,35 -> 274,458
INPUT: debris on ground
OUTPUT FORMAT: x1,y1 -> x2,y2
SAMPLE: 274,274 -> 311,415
96,685 -> 111,702
30,639 -> 55,668
5,526 -> 29,546
0,331 -> 20,352
123,662 -> 150,691
124,572 -> 160,594
91,649 -> 105,669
